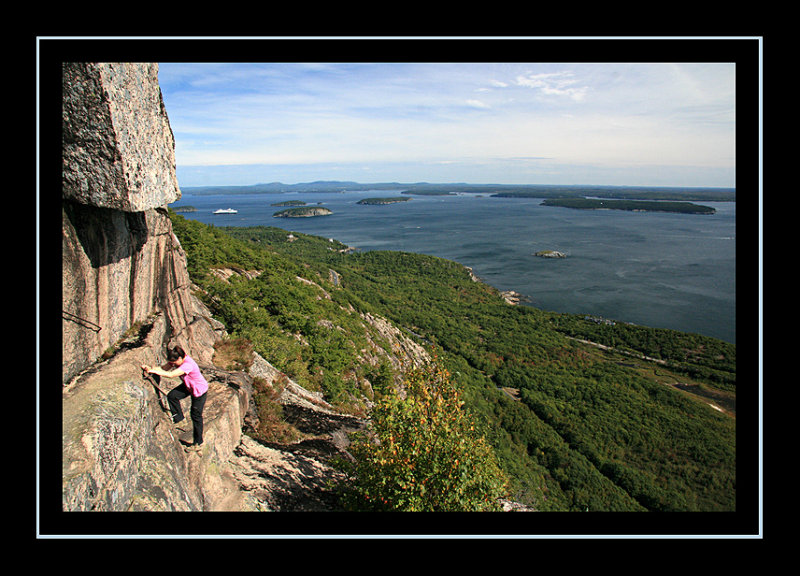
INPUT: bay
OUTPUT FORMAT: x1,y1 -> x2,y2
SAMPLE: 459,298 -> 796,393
172,189 -> 736,344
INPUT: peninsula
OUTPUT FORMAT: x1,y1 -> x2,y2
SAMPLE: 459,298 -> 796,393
273,207 -> 333,218
540,198 -> 716,214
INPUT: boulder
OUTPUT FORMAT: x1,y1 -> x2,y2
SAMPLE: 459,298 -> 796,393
62,62 -> 180,212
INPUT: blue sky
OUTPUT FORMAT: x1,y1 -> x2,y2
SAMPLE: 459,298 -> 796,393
157,61 -> 737,188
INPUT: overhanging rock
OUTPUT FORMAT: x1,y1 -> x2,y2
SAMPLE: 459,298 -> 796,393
62,62 -> 180,212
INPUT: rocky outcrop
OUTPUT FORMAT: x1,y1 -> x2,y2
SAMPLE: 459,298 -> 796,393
500,290 -> 526,305
360,312 -> 429,372
535,250 -> 567,258
232,353 -> 368,511
61,306 -> 364,511
61,204 -> 222,383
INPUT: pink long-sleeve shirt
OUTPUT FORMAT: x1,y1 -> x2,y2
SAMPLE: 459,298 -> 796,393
179,356 -> 209,397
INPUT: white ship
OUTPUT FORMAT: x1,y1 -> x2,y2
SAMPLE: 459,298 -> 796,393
213,208 -> 238,214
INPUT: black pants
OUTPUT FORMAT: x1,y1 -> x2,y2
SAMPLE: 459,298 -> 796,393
167,385 -> 207,446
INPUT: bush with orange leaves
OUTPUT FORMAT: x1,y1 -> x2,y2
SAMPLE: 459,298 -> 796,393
337,358 -> 510,511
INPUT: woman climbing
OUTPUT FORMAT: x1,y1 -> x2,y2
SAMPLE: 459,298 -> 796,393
142,345 -> 209,454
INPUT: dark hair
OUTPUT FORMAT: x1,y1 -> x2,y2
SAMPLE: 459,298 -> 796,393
167,346 -> 186,362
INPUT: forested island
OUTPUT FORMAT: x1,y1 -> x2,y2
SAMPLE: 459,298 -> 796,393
273,206 -> 333,218
357,197 -> 412,205
168,210 -> 737,513
541,197 -> 717,214
271,200 -> 307,207
171,205 -> 197,212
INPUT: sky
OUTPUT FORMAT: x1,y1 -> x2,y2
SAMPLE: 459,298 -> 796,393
157,61 -> 737,189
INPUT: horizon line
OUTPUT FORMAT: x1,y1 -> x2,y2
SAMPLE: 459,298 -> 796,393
179,180 -> 736,190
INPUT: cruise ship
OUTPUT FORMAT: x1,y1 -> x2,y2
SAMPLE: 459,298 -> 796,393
213,208 -> 238,214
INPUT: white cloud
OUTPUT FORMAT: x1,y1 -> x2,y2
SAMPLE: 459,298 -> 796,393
515,71 -> 588,102
465,99 -> 490,109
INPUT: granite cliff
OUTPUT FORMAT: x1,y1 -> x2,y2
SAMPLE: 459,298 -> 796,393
60,63 -> 370,513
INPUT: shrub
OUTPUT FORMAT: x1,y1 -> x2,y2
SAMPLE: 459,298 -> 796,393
338,360 -> 510,511
212,336 -> 254,371
251,375 -> 302,444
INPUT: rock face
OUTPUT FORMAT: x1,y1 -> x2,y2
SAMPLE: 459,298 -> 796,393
61,203 -> 221,384
61,63 -> 249,512
59,62 -> 366,515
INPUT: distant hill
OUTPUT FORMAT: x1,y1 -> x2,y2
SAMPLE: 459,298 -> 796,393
183,181 -> 401,195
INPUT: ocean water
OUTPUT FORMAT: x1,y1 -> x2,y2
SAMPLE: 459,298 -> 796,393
172,190 -> 737,344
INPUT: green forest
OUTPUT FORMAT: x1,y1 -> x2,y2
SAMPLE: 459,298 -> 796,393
169,211 -> 736,512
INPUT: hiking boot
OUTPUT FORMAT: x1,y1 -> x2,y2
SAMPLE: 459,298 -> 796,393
184,443 -> 203,455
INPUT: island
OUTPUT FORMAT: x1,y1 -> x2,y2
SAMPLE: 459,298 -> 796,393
535,250 -> 567,258
271,200 -> 307,207
540,198 -> 716,214
401,190 -> 455,196
273,207 -> 333,218
357,197 -> 412,205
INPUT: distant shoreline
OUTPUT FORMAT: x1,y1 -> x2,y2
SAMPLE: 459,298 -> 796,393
180,181 -> 736,202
